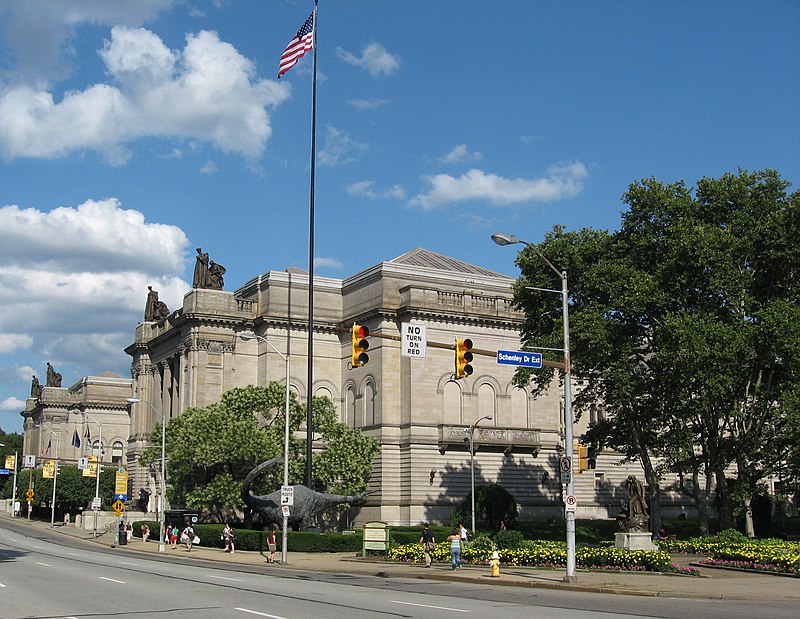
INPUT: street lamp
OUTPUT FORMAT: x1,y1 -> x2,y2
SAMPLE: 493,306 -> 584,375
127,398 -> 166,553
36,426 -> 60,526
240,331 -> 292,565
78,410 -> 103,539
466,415 -> 492,537
492,231 -> 577,582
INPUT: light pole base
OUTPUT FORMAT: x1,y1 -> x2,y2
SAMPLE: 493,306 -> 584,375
562,574 -> 578,583
158,542 -> 165,553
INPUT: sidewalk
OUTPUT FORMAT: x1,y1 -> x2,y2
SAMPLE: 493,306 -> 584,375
5,514 -> 799,602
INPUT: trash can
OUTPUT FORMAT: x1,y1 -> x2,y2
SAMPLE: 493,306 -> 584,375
118,530 -> 127,545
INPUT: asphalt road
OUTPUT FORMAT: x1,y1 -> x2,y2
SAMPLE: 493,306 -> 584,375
1,521 -> 796,619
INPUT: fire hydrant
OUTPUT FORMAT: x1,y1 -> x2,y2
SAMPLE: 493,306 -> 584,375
490,550 -> 500,577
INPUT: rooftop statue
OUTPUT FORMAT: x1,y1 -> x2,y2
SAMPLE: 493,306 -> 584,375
144,286 -> 169,321
45,362 -> 62,388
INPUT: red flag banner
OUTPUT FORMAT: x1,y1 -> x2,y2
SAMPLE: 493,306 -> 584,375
278,10 -> 315,78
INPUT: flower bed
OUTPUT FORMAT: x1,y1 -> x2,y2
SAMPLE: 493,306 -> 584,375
387,540 -> 697,574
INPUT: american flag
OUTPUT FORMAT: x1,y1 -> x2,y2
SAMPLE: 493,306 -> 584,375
278,10 -> 315,78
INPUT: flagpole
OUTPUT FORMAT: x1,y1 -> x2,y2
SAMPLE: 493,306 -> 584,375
304,0 -> 318,489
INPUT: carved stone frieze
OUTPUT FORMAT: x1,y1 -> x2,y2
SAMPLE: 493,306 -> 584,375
438,424 -> 541,455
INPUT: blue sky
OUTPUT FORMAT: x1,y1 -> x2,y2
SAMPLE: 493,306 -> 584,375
0,1 -> 798,432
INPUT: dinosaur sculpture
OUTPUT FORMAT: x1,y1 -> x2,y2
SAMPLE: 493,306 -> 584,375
241,457 -> 371,528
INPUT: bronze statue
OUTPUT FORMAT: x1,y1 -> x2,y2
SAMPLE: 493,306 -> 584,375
45,362 -> 62,387
134,488 -> 151,512
144,286 -> 169,321
208,260 -> 226,290
193,247 -> 210,288
193,248 -> 226,290
616,475 -> 649,532
30,375 -> 42,399
241,458 -> 371,528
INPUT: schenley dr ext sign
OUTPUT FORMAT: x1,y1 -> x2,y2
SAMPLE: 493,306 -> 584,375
496,350 -> 543,368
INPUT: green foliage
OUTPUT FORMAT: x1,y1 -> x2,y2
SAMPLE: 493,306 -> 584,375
450,483 -> 518,531
714,528 -> 749,544
494,529 -> 524,550
468,534 -> 495,552
511,169 -> 800,531
145,385 -> 379,523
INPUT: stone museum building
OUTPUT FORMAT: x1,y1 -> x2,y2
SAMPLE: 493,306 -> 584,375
21,248 -> 694,526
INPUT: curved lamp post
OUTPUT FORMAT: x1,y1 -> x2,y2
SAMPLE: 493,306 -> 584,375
127,398 -> 166,553
239,331 -> 292,565
466,415 -> 492,536
492,231 -> 577,582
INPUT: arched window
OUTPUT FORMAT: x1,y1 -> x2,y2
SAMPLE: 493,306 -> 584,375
91,440 -> 103,458
111,441 -> 124,464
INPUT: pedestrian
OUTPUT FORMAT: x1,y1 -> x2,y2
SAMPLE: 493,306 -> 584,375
267,529 -> 277,563
498,520 -> 506,531
63,512 -> 70,527
223,523 -> 235,554
141,524 -> 150,542
126,523 -> 133,544
419,522 -> 435,568
459,523 -> 469,543
182,524 -> 195,551
170,524 -> 179,549
447,528 -> 462,570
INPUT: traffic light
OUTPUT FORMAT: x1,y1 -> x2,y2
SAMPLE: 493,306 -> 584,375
454,338 -> 473,379
351,324 -> 369,367
587,445 -> 597,470
577,443 -> 589,473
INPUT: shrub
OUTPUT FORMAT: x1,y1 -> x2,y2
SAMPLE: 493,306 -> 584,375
494,529 -> 524,550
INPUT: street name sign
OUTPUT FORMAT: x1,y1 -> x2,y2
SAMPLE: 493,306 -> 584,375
496,350 -> 543,368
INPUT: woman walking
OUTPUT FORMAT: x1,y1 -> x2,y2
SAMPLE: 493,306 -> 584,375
447,528 -> 462,570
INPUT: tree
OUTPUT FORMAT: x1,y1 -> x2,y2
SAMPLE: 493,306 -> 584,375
142,384 -> 380,525
0,429 -> 22,498
511,169 -> 799,534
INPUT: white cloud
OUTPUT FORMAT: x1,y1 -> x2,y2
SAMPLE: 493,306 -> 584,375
0,396 -> 25,411
335,42 -> 400,77
200,160 -> 218,174
345,98 -> 390,111
314,257 -> 343,270
0,26 -> 290,163
441,144 -> 483,164
318,126 -> 367,167
0,335 -> 33,355
0,0 -> 176,84
410,162 -> 589,210
0,198 -> 190,379
346,180 -> 406,200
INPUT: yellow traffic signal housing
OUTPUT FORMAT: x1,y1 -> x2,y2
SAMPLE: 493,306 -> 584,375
454,338 -> 474,379
351,324 -> 369,367
577,443 -> 590,473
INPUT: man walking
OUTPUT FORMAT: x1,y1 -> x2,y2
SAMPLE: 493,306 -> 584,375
419,523 -> 435,568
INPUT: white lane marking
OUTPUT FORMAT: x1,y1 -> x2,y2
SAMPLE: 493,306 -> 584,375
390,600 -> 470,613
36,562 -> 52,567
210,575 -> 243,581
235,609 -> 287,619
119,561 -> 139,566
33,545 -> 44,549
0,582 -> 6,587
99,577 -> 126,584
68,552 -> 81,556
